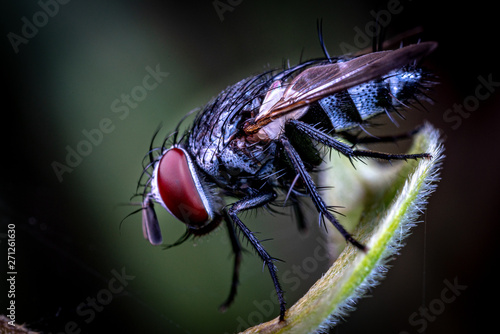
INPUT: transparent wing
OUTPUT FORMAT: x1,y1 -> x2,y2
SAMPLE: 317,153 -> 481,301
244,42 -> 437,134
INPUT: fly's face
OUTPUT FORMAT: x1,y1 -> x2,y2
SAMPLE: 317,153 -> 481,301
141,146 -> 216,245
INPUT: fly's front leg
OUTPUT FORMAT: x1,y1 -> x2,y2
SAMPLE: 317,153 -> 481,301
219,214 -> 242,312
280,135 -> 366,251
289,119 -> 431,161
226,192 -> 287,321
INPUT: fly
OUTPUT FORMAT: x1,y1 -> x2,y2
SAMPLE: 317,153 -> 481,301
130,28 -> 437,322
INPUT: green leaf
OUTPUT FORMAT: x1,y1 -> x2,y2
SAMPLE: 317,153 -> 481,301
240,123 -> 444,334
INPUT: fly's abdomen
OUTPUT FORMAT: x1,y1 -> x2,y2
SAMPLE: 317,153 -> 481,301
319,66 -> 427,131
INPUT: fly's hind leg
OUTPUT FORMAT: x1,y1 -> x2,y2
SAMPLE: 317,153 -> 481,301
289,120 -> 431,161
338,125 -> 424,146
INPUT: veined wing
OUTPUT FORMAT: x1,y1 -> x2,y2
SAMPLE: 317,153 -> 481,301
244,42 -> 437,134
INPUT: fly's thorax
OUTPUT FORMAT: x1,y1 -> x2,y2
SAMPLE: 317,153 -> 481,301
218,137 -> 278,180
188,75 -> 271,179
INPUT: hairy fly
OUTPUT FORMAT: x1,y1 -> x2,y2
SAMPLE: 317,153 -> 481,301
131,31 -> 437,322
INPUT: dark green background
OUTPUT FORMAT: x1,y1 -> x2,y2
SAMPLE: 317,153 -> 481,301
2,0 -> 497,333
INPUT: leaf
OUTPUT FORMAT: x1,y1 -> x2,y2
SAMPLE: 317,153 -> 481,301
239,123 -> 444,334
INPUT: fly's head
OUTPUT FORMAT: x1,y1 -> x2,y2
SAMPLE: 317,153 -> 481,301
140,141 -> 219,246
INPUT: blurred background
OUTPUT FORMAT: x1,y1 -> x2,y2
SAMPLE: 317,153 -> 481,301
1,0 -> 498,333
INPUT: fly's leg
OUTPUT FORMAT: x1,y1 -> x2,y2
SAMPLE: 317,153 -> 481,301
219,215 -> 243,312
280,135 -> 367,251
289,120 -> 431,161
226,192 -> 287,321
290,192 -> 308,232
339,125 -> 424,146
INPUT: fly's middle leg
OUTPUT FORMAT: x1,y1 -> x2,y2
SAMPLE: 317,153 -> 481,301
279,134 -> 367,251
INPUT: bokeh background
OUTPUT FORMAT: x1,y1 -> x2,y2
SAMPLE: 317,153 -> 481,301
2,0 -> 498,333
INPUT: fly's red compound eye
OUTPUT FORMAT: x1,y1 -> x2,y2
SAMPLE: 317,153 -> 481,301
156,148 -> 210,226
